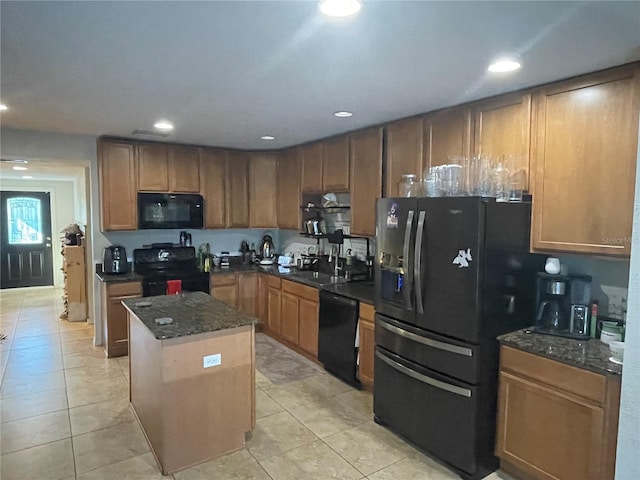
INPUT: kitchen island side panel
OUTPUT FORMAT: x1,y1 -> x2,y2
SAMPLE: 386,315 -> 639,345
128,310 -> 255,475
128,313 -> 165,466
160,325 -> 254,474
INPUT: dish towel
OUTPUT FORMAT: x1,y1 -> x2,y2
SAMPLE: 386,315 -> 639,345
166,279 -> 182,295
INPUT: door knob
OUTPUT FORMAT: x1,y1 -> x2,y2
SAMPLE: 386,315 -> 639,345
46,243 -> 51,247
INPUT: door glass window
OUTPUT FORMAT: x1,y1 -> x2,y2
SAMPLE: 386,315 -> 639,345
6,197 -> 43,244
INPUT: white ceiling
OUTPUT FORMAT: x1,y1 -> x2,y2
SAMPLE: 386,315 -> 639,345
1,1 -> 639,150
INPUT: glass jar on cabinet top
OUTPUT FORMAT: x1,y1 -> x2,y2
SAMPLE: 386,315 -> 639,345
399,174 -> 422,197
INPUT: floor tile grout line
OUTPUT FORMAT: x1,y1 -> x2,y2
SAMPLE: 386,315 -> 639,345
0,434 -> 74,459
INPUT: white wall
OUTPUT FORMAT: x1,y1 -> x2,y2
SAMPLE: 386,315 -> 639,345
615,126 -> 640,480
0,127 -> 105,341
0,178 -> 75,286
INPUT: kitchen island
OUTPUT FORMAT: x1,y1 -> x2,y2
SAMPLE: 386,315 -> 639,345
122,292 -> 257,475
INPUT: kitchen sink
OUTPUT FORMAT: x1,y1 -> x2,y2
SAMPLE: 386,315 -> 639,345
288,271 -> 347,287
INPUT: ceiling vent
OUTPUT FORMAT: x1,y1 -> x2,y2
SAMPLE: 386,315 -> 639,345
131,129 -> 170,138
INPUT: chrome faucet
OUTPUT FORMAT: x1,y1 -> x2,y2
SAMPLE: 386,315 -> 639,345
330,245 -> 342,277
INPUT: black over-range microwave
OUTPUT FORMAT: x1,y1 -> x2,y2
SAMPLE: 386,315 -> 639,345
138,193 -> 204,229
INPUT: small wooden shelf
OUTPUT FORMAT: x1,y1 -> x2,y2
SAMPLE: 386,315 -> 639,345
61,245 -> 87,322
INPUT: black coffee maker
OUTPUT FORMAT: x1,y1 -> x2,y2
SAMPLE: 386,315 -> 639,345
533,273 -> 592,339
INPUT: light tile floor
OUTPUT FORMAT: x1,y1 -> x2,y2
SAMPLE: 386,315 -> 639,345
0,287 -> 511,480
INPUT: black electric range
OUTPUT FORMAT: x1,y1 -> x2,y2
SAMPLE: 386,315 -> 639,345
133,245 -> 209,297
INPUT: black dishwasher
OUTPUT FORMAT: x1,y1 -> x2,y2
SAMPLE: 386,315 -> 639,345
318,291 -> 360,388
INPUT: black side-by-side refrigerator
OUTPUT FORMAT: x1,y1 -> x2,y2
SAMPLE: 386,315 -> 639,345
374,196 -> 544,480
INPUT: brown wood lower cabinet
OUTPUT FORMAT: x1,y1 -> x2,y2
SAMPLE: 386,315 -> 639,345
101,281 -> 142,358
210,272 -> 257,317
298,297 -> 319,357
357,302 -> 375,388
237,272 -> 257,316
210,273 -> 238,308
256,273 -> 269,325
279,280 -> 319,357
280,291 -> 299,344
267,276 -> 282,335
496,346 -> 621,480
262,278 -> 319,359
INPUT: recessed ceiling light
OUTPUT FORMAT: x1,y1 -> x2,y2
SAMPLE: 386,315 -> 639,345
12,166 -> 28,171
334,111 -> 353,118
0,103 -> 7,111
488,59 -> 521,73
154,120 -> 174,131
261,135 -> 275,140
319,0 -> 362,18
22,175 -> 33,179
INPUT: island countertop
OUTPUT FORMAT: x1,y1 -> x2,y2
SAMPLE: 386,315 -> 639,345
122,291 -> 258,340
498,329 -> 622,376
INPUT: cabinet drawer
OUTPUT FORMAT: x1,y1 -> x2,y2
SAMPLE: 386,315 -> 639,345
282,280 -> 318,302
107,281 -> 142,298
211,273 -> 237,287
360,302 -> 375,322
501,346 -> 606,405
267,275 -> 281,289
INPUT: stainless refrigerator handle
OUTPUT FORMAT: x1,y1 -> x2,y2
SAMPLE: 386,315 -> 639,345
376,351 -> 472,398
403,210 -> 415,310
378,320 -> 473,357
414,211 -> 426,314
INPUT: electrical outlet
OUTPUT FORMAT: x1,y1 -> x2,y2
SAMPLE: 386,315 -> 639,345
203,353 -> 221,368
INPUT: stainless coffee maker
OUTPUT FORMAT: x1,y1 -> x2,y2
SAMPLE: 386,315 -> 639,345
533,273 -> 592,339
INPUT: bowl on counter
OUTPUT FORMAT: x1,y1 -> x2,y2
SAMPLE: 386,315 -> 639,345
609,341 -> 625,364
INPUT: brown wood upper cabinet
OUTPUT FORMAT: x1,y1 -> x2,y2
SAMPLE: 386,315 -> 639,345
249,152 -> 278,228
199,148 -> 227,229
423,106 -> 472,169
350,127 -> 383,237
473,92 -> 532,191
225,151 -> 250,228
98,139 -> 138,231
322,135 -> 350,192
277,148 -> 301,230
168,145 -> 200,192
138,143 -> 169,191
300,142 -> 323,193
385,116 -> 424,197
138,143 -> 200,193
531,65 -> 640,256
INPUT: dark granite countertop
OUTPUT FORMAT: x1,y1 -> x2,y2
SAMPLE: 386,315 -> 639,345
211,264 -> 375,304
95,263 -> 143,283
98,259 -> 375,304
498,329 -> 622,376
122,291 -> 257,340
